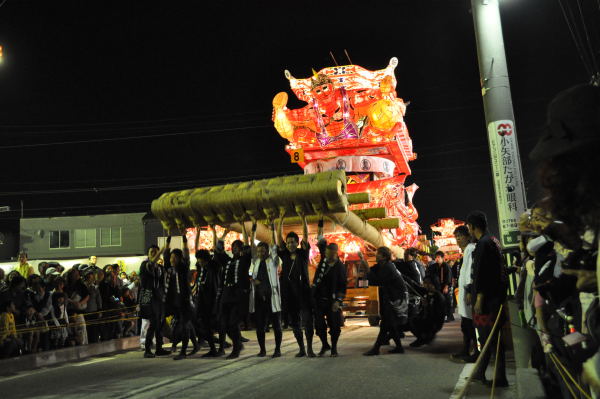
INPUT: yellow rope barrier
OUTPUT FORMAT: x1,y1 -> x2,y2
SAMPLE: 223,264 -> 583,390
549,353 -> 578,399
1,315 -> 140,335
550,352 -> 593,399
490,329 -> 502,399
11,304 -> 140,329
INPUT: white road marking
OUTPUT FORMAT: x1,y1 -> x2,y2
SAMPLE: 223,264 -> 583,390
450,363 -> 475,399
72,357 -> 115,366
0,356 -> 116,381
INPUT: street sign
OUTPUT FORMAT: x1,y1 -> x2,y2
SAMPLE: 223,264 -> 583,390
487,119 -> 527,247
0,206 -> 10,212
290,148 -> 304,163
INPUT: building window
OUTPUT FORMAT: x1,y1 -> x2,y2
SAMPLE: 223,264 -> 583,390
100,227 -> 121,247
75,229 -> 97,248
49,230 -> 70,249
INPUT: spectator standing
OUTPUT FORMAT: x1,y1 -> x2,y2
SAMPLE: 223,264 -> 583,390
50,278 -> 69,349
529,83 -> 600,394
468,210 -> 508,387
13,252 -> 34,279
0,268 -> 6,292
0,300 -> 21,358
451,225 -> 478,363
65,268 -> 89,345
83,268 -> 102,344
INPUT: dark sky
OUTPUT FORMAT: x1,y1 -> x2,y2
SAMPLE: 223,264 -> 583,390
0,0 -> 593,238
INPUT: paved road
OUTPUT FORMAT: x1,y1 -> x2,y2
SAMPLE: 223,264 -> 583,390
0,319 -> 515,399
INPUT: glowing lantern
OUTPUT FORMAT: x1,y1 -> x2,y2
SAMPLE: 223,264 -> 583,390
368,98 -> 403,132
430,218 -> 465,260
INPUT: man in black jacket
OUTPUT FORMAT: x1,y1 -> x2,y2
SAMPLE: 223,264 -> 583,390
277,214 -> 315,358
426,251 -> 454,322
216,238 -> 252,360
195,248 -> 222,358
165,235 -> 198,361
312,242 -> 347,357
467,210 -> 508,387
139,244 -> 171,358
363,247 -> 408,355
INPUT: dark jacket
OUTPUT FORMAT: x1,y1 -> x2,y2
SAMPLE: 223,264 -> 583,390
426,262 -> 452,292
312,258 -> 347,303
368,261 -> 408,303
471,232 -> 507,308
164,248 -> 192,315
139,259 -> 166,303
394,260 -> 423,285
216,249 -> 251,304
278,245 -> 311,301
195,259 -> 221,317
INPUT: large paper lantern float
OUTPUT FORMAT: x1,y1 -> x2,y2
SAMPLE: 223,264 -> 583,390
151,58 -> 419,260
272,57 -> 420,258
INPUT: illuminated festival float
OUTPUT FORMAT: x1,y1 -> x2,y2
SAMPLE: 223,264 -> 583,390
430,218 -> 465,261
151,57 -> 420,324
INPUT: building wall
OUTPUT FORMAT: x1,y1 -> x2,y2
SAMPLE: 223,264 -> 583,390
0,219 -> 19,261
20,213 -> 148,259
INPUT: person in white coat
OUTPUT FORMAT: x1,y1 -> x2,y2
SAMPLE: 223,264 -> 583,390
249,222 -> 283,358
451,225 -> 478,363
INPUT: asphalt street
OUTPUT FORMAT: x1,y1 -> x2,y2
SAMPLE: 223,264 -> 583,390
0,319 -> 516,399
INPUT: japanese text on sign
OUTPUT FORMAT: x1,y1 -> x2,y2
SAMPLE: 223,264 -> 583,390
487,120 -> 527,248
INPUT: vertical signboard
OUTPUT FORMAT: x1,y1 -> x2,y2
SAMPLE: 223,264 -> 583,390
487,120 -> 527,247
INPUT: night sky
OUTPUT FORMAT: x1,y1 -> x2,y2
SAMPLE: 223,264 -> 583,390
0,0 -> 594,238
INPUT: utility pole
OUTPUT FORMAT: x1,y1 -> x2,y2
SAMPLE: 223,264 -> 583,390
471,0 -> 530,369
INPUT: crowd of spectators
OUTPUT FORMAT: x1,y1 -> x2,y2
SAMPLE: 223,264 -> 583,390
510,83 -> 600,397
0,255 -> 140,359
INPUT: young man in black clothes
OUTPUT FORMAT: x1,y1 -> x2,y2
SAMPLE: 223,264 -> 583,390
214,223 -> 252,360
276,212 -> 315,358
312,240 -> 347,357
467,210 -> 508,387
165,235 -> 199,361
139,244 -> 171,358
426,250 -> 454,322
451,225 -> 479,363
363,247 -> 408,355
194,247 -> 222,358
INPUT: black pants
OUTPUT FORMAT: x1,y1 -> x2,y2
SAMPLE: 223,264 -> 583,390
220,300 -> 243,351
444,291 -> 454,318
375,306 -> 403,348
197,310 -> 219,351
254,295 -> 282,352
314,299 -> 342,348
460,316 -> 477,355
287,295 -> 314,332
474,306 -> 506,381
145,301 -> 165,352
172,307 -> 197,354
86,313 -> 101,344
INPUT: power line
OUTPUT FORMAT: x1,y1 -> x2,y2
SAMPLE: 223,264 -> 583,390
0,109 -> 267,129
0,124 -> 272,150
557,0 -> 598,79
0,170 -> 302,196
